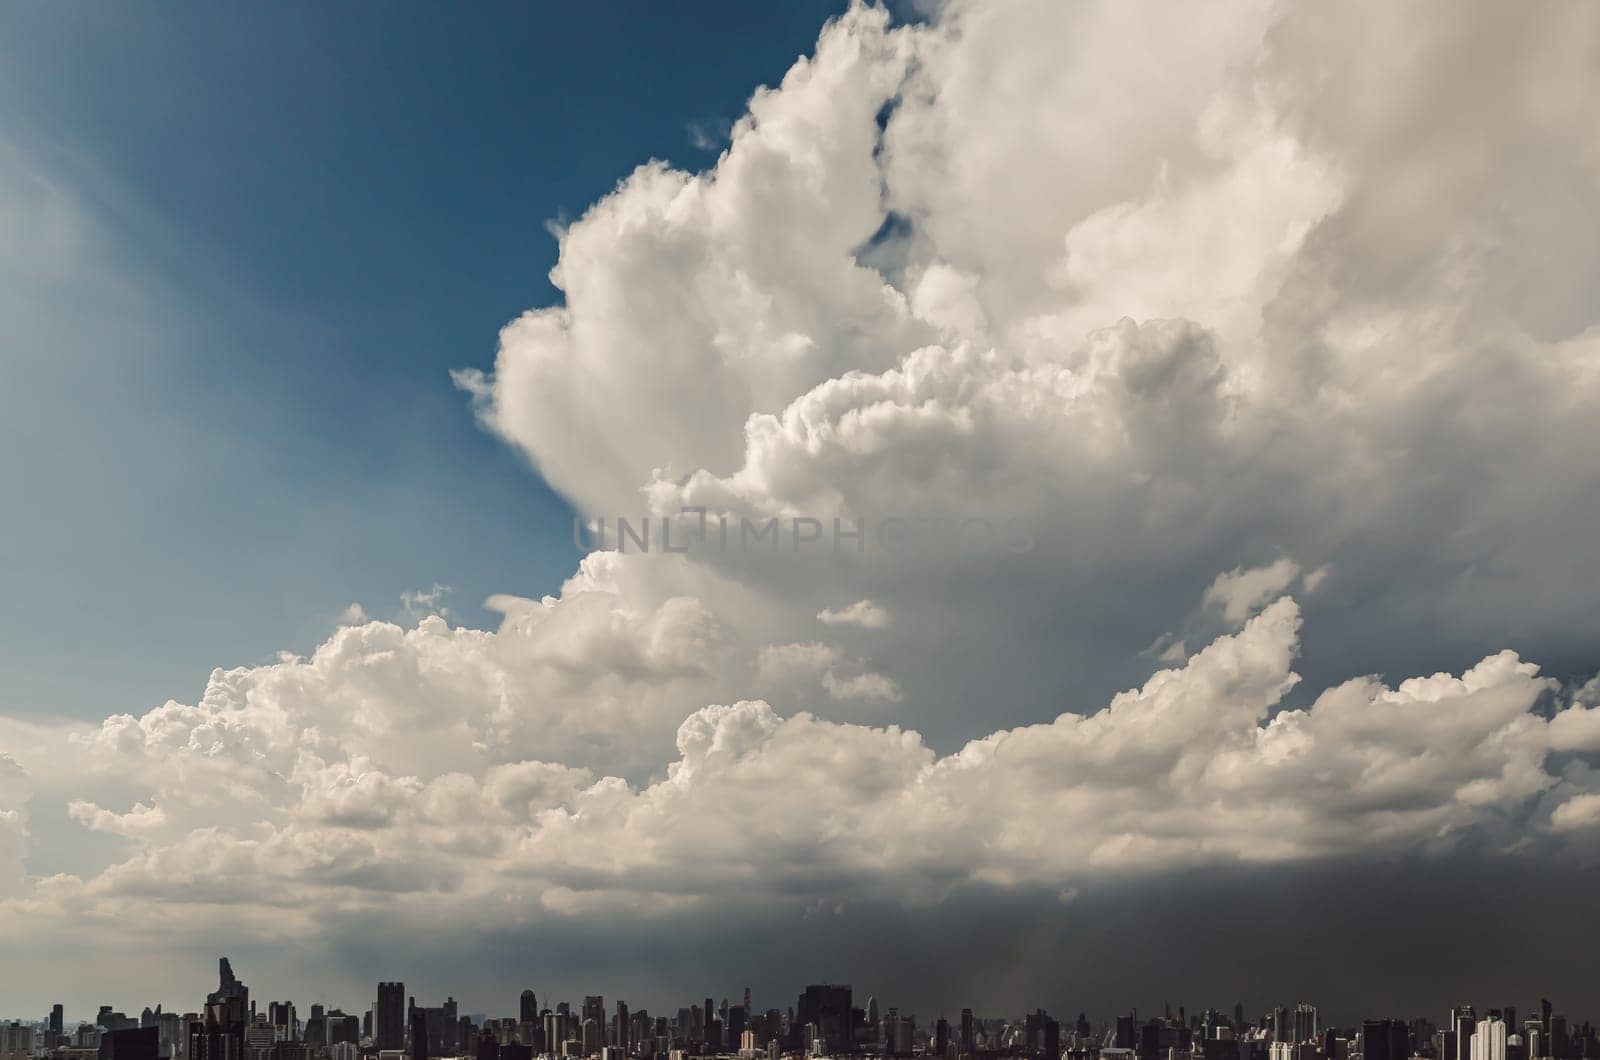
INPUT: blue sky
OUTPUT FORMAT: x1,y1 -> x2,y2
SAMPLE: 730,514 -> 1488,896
0,1 -> 850,725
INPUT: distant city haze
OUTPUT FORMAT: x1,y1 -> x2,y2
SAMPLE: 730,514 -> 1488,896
5,957 -> 1593,1060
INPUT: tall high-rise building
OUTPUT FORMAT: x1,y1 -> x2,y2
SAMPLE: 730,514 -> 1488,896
796,987 -> 852,1057
268,1004 -> 296,1043
1471,1019 -> 1507,1060
101,1027 -> 161,1060
190,959 -> 251,1060
521,994 -> 538,1026
444,1001 -> 459,1054
410,1011 -> 428,1060
885,1012 -> 914,1059
1548,1015 -> 1568,1060
1523,1020 -> 1543,1060
615,1003 -> 630,1054
961,1010 -> 975,1055
52,1006 -> 66,1037
1363,1020 -> 1409,1060
543,1012 -> 568,1055
1026,1012 -> 1052,1058
1293,1006 -> 1318,1046
244,1024 -> 276,1060
1455,1008 -> 1479,1060
377,985 -> 406,1053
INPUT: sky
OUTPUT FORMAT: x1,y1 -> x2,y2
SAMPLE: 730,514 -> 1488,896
3,0 -> 1600,1031
0,0 -> 851,728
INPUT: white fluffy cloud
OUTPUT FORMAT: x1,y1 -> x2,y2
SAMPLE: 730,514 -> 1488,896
6,588 -> 1597,945
817,600 -> 891,630
1205,560 -> 1302,626
5,0 -> 1600,990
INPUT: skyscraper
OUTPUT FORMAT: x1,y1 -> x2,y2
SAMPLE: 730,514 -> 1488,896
190,959 -> 250,1060
1293,1006 -> 1318,1046
1548,1015 -> 1568,1060
1362,1020 -> 1409,1060
797,986 -> 852,1057
1471,1019 -> 1507,1060
268,1003 -> 296,1042
410,1011 -> 428,1060
1522,1020 -> 1543,1060
377,985 -> 406,1053
521,993 -> 538,1026
100,1027 -> 160,1060
543,1011 -> 570,1055
1116,1017 -> 1137,1051
1455,1008 -> 1479,1060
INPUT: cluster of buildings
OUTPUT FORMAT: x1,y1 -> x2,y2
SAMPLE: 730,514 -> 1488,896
5,960 -> 1597,1060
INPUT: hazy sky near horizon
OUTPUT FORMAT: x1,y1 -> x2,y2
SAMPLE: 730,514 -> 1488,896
4,0 -> 1600,1024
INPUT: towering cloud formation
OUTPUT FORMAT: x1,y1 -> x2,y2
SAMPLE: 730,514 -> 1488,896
5,0 -> 1600,1009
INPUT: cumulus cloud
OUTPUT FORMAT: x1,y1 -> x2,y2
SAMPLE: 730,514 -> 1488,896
401,584 -> 453,620
1549,704 -> 1600,753
1550,794 -> 1600,833
68,800 -> 169,838
821,669 -> 904,703
757,641 -> 842,686
5,0 -> 1600,1005
8,589 -> 1598,945
1205,559 -> 1302,626
817,600 -> 892,630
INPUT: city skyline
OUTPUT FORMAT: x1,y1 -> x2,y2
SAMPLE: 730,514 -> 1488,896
5,0 -> 1600,1029
7,957 -> 1597,1054
9,958 -> 1600,1043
